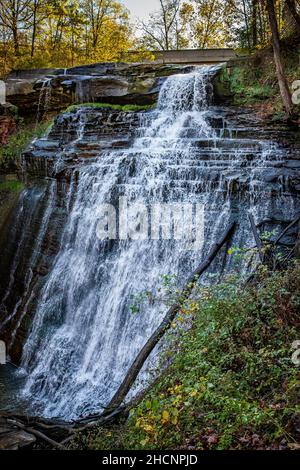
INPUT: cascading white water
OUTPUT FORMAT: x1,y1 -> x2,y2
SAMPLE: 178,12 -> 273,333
18,66 -> 296,419
36,78 -> 52,125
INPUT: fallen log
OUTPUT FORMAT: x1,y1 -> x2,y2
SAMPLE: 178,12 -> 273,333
273,215 -> 300,246
105,220 -> 236,412
7,418 -> 66,450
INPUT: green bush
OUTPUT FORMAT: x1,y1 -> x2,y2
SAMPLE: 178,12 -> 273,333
220,66 -> 275,105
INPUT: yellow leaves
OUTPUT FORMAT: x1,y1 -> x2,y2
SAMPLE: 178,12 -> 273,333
161,408 -> 179,426
171,414 -> 178,425
135,417 -> 142,428
143,424 -> 155,433
168,383 -> 182,395
189,301 -> 199,311
161,410 -> 170,425
136,417 -> 155,434
172,395 -> 183,406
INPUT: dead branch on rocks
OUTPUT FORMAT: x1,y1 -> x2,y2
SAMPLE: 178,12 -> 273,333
273,215 -> 300,246
106,221 -> 237,412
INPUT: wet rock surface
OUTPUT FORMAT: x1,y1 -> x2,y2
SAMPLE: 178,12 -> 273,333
22,105 -> 300,195
2,102 -> 299,368
5,63 -> 195,116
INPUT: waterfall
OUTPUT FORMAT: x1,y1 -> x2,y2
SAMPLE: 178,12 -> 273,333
4,65 -> 296,420
36,78 -> 52,125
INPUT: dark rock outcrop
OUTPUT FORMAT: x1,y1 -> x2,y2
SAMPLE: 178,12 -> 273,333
0,417 -> 36,450
5,63 -> 194,116
22,107 -> 141,178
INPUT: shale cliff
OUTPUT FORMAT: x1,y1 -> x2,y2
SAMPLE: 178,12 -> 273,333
0,64 -> 299,439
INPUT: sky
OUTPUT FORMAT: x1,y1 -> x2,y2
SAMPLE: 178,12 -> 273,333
121,0 -> 160,20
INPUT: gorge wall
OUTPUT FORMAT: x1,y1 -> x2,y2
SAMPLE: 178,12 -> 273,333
0,63 -> 300,420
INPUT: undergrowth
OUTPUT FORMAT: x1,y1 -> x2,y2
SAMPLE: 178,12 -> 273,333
73,263 -> 300,450
219,40 -> 300,119
0,121 -> 51,171
0,181 -> 24,192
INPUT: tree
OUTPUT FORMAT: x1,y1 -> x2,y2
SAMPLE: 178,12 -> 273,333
188,0 -> 233,48
266,0 -> 294,119
30,0 -> 44,58
140,0 -> 181,50
0,0 -> 33,54
82,0 -> 133,61
83,0 -> 112,50
66,2 -> 87,66
251,0 -> 258,46
0,0 -> 134,71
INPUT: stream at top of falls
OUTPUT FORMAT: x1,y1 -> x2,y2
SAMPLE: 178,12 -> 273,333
0,65 -> 298,420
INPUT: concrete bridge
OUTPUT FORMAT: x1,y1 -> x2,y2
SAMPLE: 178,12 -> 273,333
125,48 -> 237,65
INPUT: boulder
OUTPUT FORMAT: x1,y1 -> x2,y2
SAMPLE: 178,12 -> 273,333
0,418 -> 36,450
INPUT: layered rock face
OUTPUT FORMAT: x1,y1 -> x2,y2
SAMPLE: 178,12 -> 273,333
22,108 -> 141,178
3,105 -> 300,365
5,63 -> 196,116
0,66 -> 299,419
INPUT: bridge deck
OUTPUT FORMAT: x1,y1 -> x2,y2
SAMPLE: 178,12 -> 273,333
126,49 -> 237,64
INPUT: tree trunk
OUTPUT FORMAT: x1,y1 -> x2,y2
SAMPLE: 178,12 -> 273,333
266,0 -> 294,119
12,26 -> 19,55
252,0 -> 258,47
31,10 -> 37,58
242,0 -> 251,49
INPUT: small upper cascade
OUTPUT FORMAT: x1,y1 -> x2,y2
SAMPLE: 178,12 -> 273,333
36,78 -> 52,124
157,66 -> 217,113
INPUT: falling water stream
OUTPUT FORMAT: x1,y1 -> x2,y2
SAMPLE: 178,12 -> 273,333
0,65 -> 298,420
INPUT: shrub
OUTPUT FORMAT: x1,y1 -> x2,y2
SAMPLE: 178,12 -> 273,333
0,121 -> 51,171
